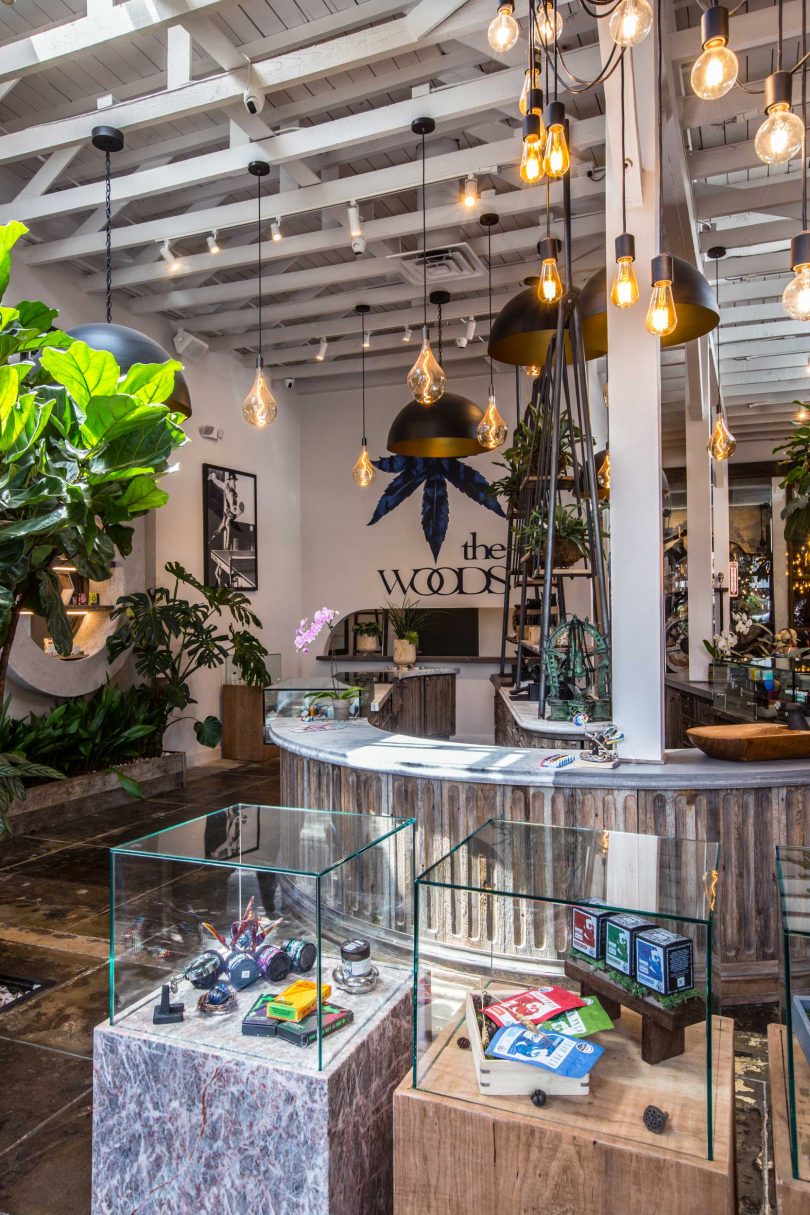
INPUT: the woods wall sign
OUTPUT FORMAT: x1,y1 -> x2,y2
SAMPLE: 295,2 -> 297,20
378,532 -> 507,597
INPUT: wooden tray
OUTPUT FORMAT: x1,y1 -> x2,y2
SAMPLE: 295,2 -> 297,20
687,722 -> 810,762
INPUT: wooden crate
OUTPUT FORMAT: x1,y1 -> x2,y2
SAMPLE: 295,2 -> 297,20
394,1005 -> 736,1215
769,1023 -> 810,1215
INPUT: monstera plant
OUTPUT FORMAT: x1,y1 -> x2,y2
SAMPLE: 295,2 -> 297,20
0,221 -> 187,702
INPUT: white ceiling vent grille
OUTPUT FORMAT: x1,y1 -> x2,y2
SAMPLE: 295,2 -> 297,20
388,243 -> 486,285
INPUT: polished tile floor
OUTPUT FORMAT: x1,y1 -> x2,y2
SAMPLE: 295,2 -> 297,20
0,759 -> 776,1214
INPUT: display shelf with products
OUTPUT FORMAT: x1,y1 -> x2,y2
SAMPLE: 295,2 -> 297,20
263,677 -> 370,731
109,803 -> 415,1071
411,820 -> 725,1164
775,844 -> 810,1193
709,657 -> 810,724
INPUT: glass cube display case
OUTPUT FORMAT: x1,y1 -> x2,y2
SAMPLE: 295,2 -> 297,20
709,657 -> 810,722
263,677 -> 370,740
776,844 -> 810,1181
110,804 -> 415,1070
414,820 -> 721,1159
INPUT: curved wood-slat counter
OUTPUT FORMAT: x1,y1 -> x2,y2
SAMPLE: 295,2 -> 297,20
269,686 -> 810,1005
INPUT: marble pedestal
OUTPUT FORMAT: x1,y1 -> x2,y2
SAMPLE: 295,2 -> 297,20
92,974 -> 411,1215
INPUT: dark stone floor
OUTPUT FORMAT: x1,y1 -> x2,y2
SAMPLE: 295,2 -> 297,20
0,759 -> 778,1214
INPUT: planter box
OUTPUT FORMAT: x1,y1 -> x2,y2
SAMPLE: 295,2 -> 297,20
8,752 -> 186,835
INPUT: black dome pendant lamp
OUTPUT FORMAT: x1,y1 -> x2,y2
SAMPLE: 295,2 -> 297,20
387,289 -> 487,458
68,126 -> 192,418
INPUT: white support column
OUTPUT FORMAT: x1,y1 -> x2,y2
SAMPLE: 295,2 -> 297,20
601,26 -> 665,760
772,477 -> 789,632
712,460 -> 731,630
684,342 -> 713,680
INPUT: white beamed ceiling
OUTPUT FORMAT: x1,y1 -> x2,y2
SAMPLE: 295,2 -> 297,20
0,0 -> 807,449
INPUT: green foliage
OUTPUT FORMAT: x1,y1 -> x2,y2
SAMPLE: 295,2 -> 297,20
308,686 -> 361,703
0,221 -> 187,694
0,751 -> 63,837
386,598 -> 428,642
353,621 -> 383,638
519,504 -> 590,561
106,562 -> 271,748
489,404 -> 587,505
567,950 -> 703,1012
775,416 -> 810,543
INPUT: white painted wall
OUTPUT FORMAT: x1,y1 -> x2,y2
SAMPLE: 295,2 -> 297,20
6,256 -> 304,760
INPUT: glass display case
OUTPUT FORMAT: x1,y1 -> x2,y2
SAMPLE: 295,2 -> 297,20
110,804 -> 415,1070
709,656 -> 810,722
414,820 -> 721,1160
776,844 -> 810,1181
263,676 -> 370,739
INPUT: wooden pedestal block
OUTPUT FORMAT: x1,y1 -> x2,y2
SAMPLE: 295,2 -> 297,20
394,1010 -> 736,1215
221,684 -> 278,762
769,1023 -> 810,1215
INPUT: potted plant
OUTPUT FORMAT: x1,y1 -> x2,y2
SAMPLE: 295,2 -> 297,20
354,620 -> 383,654
775,414 -> 810,542
386,599 -> 427,668
519,505 -> 590,570
305,686 -> 361,721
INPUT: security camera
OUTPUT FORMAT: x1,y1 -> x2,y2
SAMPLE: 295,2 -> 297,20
351,236 -> 367,256
284,378 -> 295,390
243,88 -> 265,115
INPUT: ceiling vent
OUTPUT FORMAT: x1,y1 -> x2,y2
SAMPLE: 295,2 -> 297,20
389,243 -> 486,286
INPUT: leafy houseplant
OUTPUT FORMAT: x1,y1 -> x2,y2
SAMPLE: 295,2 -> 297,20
106,562 -> 271,749
0,221 -> 187,703
520,505 -> 589,569
386,599 -> 427,668
0,752 -> 63,836
775,416 -> 810,542
305,686 -> 362,720
353,620 -> 382,653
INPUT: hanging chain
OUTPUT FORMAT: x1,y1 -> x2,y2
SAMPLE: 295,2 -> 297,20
105,150 -> 112,325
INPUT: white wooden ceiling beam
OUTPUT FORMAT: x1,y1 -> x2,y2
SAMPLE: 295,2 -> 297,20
688,137 -> 789,180
695,176 -> 804,223
668,0 -> 806,63
680,78 -> 769,129
720,334 -> 810,360
6,68 -> 525,223
166,24 -> 193,92
0,0 -> 232,85
0,0 -> 495,165
699,217 -> 795,253
15,145 -> 80,200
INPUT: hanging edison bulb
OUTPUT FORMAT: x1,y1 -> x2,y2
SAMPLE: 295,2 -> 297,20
596,449 -> 611,499
690,5 -> 737,101
707,406 -> 736,461
519,59 -> 543,117
537,236 -> 563,304
783,234 -> 810,321
476,390 -> 508,449
543,101 -> 570,179
352,444 -> 376,487
535,1 -> 562,47
519,114 -> 545,184
524,364 -> 542,377
242,359 -> 277,427
755,72 -> 804,165
645,255 -> 678,337
407,327 -> 446,405
610,233 -> 639,309
608,0 -> 652,47
488,1 -> 519,52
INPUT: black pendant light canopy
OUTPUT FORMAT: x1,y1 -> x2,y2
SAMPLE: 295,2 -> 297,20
488,277 -> 581,366
578,256 -> 719,357
69,127 -> 192,418
388,287 -> 486,457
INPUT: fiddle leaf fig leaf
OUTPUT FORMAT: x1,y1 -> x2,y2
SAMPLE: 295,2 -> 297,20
41,341 -> 118,411
118,361 -> 182,405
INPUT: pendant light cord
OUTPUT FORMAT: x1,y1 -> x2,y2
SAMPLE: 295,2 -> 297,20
553,0 -> 559,101
257,172 -> 263,362
715,256 -> 722,410
802,0 -> 807,231
626,52 -> 631,233
487,221 -> 494,394
778,0 -> 783,73
656,0 -> 664,251
421,131 -> 428,333
361,310 -> 367,444
437,298 -> 443,367
105,150 -> 112,325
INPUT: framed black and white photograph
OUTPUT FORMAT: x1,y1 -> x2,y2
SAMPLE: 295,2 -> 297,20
203,464 -> 258,590
204,805 -> 261,860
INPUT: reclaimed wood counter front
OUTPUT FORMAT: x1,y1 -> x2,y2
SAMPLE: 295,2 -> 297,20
268,716 -> 810,1005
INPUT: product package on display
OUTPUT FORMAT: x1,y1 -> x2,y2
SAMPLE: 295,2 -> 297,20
108,803 -> 415,1070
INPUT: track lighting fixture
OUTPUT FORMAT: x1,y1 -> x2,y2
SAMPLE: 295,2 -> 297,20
608,0 -> 652,48
242,160 -> 277,429
755,71 -> 804,164
207,231 -> 220,254
488,1 -> 519,52
402,325 -> 412,343
462,174 -> 479,208
466,317 -> 477,343
347,201 -> 363,239
271,218 -> 282,241
690,4 -> 738,101
315,337 -> 328,362
353,305 -> 376,488
535,1 -> 562,48
159,239 -> 181,273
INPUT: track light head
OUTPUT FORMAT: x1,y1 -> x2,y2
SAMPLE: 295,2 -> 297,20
315,337 -> 328,362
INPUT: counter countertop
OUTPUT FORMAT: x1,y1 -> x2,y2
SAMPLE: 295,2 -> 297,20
267,715 -> 810,790
495,686 -> 615,737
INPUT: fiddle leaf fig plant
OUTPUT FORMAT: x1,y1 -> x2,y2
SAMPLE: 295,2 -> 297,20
0,220 -> 188,702
775,415 -> 810,543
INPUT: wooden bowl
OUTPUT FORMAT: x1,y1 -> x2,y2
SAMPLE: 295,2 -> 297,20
687,722 -> 810,762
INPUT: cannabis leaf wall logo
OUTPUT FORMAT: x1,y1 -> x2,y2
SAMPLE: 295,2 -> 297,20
368,455 -> 505,561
